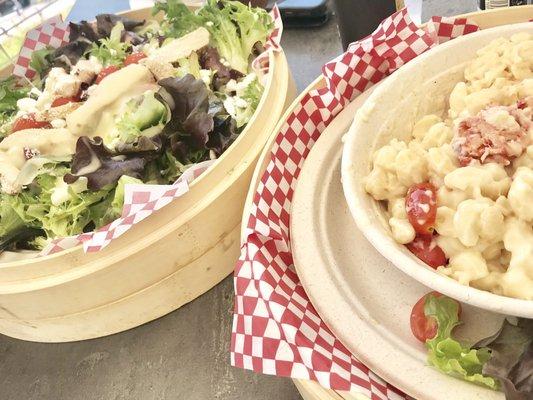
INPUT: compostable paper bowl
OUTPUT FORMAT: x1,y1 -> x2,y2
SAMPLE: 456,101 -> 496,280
341,22 -> 533,318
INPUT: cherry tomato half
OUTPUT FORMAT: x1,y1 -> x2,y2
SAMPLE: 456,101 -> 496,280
405,182 -> 438,236
406,235 -> 447,269
410,291 -> 462,343
12,113 -> 52,133
123,52 -> 147,66
51,94 -> 81,107
95,65 -> 120,84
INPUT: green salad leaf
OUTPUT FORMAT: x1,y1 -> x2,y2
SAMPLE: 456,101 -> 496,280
29,47 -> 55,77
477,319 -> 533,400
198,0 -> 272,74
0,159 -> 131,248
176,51 -> 202,80
89,22 -> 130,66
152,0 -> 203,37
155,0 -> 273,74
0,77 -> 30,136
115,90 -> 168,145
424,294 -> 499,389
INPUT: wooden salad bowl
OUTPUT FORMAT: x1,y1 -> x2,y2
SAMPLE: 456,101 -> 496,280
0,4 -> 296,342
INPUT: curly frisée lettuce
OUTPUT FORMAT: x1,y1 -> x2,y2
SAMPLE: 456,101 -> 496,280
89,22 -> 130,66
154,0 -> 273,74
0,77 -> 30,136
0,158 -> 141,250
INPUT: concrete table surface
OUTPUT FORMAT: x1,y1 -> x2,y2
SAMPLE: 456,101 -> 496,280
0,1 -> 477,399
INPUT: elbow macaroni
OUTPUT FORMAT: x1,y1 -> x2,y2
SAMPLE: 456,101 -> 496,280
364,34 -> 533,300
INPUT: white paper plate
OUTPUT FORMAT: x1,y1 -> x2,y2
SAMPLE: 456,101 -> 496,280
291,89 -> 506,400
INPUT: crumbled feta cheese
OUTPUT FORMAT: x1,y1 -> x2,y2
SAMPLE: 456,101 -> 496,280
16,97 -> 38,114
45,67 -> 82,98
199,69 -> 213,86
50,119 -> 67,129
29,87 -> 42,98
223,97 -> 236,117
237,72 -> 257,90
225,79 -> 238,93
234,96 -> 248,109
71,57 -> 102,83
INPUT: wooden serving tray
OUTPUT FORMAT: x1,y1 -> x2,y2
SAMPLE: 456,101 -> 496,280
0,4 -> 296,342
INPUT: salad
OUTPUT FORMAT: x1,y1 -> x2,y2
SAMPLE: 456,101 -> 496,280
0,0 -> 273,252
410,292 -> 532,399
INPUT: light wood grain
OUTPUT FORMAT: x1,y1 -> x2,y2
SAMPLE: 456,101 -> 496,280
0,5 -> 296,342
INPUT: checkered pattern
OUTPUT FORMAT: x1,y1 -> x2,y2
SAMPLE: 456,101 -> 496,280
39,160 -> 215,256
253,5 -> 283,73
13,16 -> 70,79
425,16 -> 480,44
231,9 -> 482,398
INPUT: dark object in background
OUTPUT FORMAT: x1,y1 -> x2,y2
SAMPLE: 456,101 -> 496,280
0,0 -> 30,16
237,0 -> 268,6
333,0 -> 396,50
266,0 -> 329,28
480,0 -> 532,8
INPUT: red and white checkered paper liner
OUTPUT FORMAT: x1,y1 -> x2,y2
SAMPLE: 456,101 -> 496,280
231,10 -> 481,399
13,16 -> 70,80
11,7 -> 282,255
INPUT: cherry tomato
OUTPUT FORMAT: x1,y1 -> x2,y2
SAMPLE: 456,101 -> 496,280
123,52 -> 147,66
405,182 -> 438,236
51,94 -> 81,107
12,113 -> 52,133
410,291 -> 462,343
406,235 -> 447,269
95,65 -> 120,84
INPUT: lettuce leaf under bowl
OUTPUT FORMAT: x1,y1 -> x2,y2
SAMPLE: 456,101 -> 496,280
424,295 -> 498,389
477,319 -> 533,400
424,294 -> 533,399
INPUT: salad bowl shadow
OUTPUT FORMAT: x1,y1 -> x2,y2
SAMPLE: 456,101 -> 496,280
0,4 -> 297,342
341,22 -> 533,319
